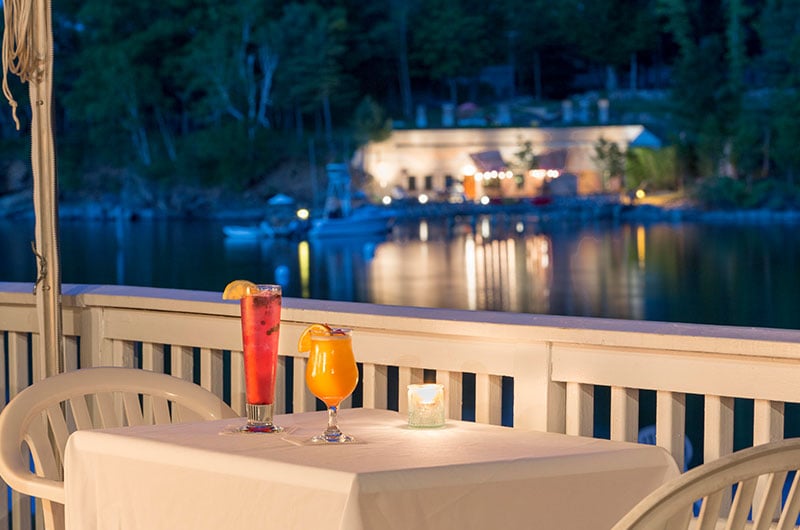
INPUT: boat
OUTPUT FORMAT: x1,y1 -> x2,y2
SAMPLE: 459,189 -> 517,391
308,205 -> 396,238
222,225 -> 264,240
223,194 -> 308,240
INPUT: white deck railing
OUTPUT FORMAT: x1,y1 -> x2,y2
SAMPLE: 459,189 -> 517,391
2,281 -> 800,526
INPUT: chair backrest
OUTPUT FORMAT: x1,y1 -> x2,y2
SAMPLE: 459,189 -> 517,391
0,367 -> 239,530
612,437 -> 800,530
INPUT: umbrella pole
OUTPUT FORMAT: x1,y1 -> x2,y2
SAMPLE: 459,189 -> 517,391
30,0 -> 63,378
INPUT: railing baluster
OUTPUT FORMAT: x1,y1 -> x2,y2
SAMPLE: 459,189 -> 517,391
704,395 -> 734,514
275,356 -> 287,414
199,347 -> 224,401
292,357 -> 315,413
397,367 -> 423,415
7,331 -> 32,530
753,399 -> 784,521
566,382 -> 594,437
610,386 -> 639,442
64,335 -> 79,372
656,390 -> 686,472
141,343 -> 165,424
0,330 -> 8,528
170,345 -> 193,381
111,339 -> 136,368
475,373 -> 502,425
230,350 -> 246,415
437,370 -> 463,421
362,362 -> 388,410
141,342 -> 165,373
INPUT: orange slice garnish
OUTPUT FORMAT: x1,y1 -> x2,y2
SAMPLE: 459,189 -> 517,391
222,279 -> 258,300
298,323 -> 332,352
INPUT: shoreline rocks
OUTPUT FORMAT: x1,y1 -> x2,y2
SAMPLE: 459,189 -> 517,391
4,191 -> 800,225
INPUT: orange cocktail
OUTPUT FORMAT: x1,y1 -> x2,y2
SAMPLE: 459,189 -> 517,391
301,326 -> 358,443
306,330 -> 358,408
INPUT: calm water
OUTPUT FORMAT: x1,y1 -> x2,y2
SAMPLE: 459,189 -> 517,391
2,214 -> 799,330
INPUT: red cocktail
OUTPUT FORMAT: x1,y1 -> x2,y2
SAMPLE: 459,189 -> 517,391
239,284 -> 283,432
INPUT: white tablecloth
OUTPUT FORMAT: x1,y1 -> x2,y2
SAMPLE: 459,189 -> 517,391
64,408 -> 679,530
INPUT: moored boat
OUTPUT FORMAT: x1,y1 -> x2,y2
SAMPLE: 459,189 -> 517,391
308,205 -> 396,238
222,225 -> 264,240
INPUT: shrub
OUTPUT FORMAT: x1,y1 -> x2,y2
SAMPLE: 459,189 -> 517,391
625,146 -> 678,191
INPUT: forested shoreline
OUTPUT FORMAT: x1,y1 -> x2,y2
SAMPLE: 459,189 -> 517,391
1,0 -> 800,212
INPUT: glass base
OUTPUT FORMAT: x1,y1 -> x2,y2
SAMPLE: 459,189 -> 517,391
242,403 -> 283,433
309,432 -> 356,444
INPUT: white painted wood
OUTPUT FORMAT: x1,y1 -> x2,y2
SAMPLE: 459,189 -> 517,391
610,386 -> 639,442
362,363 -> 388,410
32,335 -> 44,382
704,395 -> 734,515
5,280 -> 800,524
656,391 -> 686,472
292,357 -> 315,413
7,331 -> 32,530
553,343 -> 800,404
566,382 -> 593,437
199,348 -> 224,401
754,400 -> 784,446
63,336 -> 78,372
170,345 -> 193,382
436,370 -> 462,420
512,341 -> 563,432
230,350 -> 245,415
753,399 -> 785,522
274,356 -> 286,414
141,343 -> 165,374
475,373 -> 502,425
397,367 -> 423,415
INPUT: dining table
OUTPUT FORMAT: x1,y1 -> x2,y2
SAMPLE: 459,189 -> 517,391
64,408 -> 680,529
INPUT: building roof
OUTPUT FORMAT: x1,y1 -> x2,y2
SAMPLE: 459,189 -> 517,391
469,150 -> 507,172
537,149 -> 568,170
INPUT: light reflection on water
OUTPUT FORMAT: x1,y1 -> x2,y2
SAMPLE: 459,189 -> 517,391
1,215 -> 799,329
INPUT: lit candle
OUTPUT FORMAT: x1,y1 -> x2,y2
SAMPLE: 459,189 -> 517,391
407,384 -> 445,428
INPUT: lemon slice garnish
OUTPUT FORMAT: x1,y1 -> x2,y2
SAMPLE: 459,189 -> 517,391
222,279 -> 258,300
298,323 -> 332,352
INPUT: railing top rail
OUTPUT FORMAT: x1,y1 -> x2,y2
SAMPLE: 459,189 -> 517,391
2,282 -> 799,358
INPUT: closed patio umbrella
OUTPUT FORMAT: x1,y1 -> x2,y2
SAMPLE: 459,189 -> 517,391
3,0 -> 64,377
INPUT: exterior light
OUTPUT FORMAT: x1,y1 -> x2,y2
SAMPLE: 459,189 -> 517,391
635,189 -> 646,200
418,194 -> 429,204
462,164 -> 476,177
475,172 -> 484,182
296,208 -> 310,220
547,170 -> 560,178
532,169 -> 547,179
480,195 -> 490,205
382,195 -> 392,206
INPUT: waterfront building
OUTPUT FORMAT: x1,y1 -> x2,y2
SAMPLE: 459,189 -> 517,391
362,125 -> 662,201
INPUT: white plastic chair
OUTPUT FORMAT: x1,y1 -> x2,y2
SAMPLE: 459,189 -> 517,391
0,367 -> 239,530
612,437 -> 800,530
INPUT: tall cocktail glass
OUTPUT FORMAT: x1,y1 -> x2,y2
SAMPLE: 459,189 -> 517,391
239,284 -> 283,433
305,328 -> 358,443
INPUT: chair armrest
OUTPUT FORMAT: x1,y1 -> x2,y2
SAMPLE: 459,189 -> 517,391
0,435 -> 65,504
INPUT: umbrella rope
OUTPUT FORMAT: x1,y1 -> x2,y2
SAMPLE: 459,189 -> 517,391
2,0 -> 41,129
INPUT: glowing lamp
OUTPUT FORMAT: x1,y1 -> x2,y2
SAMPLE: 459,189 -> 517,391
407,384 -> 445,428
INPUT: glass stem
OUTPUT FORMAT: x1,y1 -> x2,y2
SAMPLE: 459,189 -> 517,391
326,405 -> 340,434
